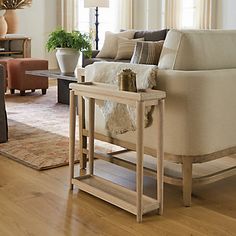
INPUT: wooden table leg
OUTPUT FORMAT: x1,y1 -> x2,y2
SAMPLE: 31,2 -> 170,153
69,90 -> 76,190
136,101 -> 144,223
78,95 -> 87,170
88,98 -> 95,175
157,99 -> 164,215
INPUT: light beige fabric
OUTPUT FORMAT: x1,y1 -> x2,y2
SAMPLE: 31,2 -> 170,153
159,29 -> 236,70
196,0 -> 216,29
86,69 -> 236,156
115,37 -> 144,60
83,30 -> 236,157
131,40 -> 164,65
60,0 -> 77,31
96,31 -> 135,59
164,0 -> 182,29
85,62 -> 158,134
115,0 -> 133,30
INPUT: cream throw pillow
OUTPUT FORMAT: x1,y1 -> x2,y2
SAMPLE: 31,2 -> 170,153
131,40 -> 164,65
115,37 -> 144,60
96,31 -> 135,59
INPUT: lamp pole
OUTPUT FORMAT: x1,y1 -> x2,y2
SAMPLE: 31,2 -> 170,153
95,7 -> 99,50
84,0 -> 109,50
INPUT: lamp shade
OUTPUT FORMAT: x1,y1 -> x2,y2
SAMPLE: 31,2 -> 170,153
84,0 -> 109,8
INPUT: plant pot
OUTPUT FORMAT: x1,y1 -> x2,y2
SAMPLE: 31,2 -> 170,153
4,9 -> 18,34
56,48 -> 80,74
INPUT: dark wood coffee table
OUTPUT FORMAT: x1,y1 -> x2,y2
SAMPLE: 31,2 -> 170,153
26,70 -> 77,104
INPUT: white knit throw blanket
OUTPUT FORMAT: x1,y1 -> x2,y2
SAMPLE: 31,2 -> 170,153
85,62 -> 158,134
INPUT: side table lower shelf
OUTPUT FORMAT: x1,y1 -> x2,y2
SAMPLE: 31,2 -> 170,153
72,175 -> 160,215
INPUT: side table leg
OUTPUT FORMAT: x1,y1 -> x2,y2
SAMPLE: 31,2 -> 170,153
157,99 -> 165,215
69,90 -> 76,190
88,98 -> 95,175
79,95 -> 87,169
136,101 -> 144,223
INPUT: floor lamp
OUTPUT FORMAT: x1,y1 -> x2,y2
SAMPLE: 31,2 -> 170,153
84,0 -> 109,50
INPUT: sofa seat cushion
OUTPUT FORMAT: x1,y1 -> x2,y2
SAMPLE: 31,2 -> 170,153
83,57 -> 130,67
158,29 -> 236,70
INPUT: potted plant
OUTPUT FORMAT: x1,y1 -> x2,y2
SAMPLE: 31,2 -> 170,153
46,28 -> 92,74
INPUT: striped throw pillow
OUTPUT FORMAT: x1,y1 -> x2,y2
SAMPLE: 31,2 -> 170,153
114,37 -> 144,60
130,40 -> 164,65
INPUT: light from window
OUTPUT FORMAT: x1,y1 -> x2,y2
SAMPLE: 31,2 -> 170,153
77,0 -> 118,49
182,0 -> 196,29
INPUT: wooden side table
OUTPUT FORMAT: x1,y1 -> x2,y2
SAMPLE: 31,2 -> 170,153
69,82 -> 166,222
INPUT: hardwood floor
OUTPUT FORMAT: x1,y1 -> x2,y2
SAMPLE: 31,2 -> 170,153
0,155 -> 235,236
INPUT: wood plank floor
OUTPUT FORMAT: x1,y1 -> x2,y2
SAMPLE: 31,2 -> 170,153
0,155 -> 235,236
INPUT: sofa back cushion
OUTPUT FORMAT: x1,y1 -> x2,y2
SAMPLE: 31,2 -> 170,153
131,40 -> 164,65
158,29 -> 236,70
134,29 -> 168,41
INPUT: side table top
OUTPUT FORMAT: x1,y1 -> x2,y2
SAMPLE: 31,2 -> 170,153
70,82 -> 166,104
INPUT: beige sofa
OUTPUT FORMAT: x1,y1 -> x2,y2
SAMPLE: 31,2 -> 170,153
80,29 -> 236,206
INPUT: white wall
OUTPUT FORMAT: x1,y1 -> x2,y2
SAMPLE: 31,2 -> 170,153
17,0 -> 58,68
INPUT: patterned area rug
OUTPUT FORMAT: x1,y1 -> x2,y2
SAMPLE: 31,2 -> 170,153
0,85 -> 115,170
0,119 -> 79,170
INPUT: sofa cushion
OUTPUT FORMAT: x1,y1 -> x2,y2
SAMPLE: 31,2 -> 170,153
158,29 -> 236,70
114,37 -> 144,60
134,29 -> 168,41
131,40 -> 164,65
96,31 -> 135,59
84,57 -> 130,67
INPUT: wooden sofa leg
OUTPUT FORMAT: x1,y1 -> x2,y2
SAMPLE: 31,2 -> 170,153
182,157 -> 193,207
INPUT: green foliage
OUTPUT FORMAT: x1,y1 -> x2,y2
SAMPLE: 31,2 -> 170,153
46,28 -> 92,57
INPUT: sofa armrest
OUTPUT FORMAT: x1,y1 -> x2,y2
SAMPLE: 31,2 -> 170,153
82,50 -> 100,67
157,69 -> 236,155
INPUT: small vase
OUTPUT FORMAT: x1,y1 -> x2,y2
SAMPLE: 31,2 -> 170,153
4,9 -> 18,34
56,48 -> 80,74
0,16 -> 8,35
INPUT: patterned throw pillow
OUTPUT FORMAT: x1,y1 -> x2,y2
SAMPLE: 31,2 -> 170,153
115,37 -> 144,60
96,31 -> 135,59
130,40 -> 164,65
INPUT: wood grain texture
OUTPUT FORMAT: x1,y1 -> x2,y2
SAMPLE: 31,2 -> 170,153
0,155 -> 235,236
69,90 -> 76,189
